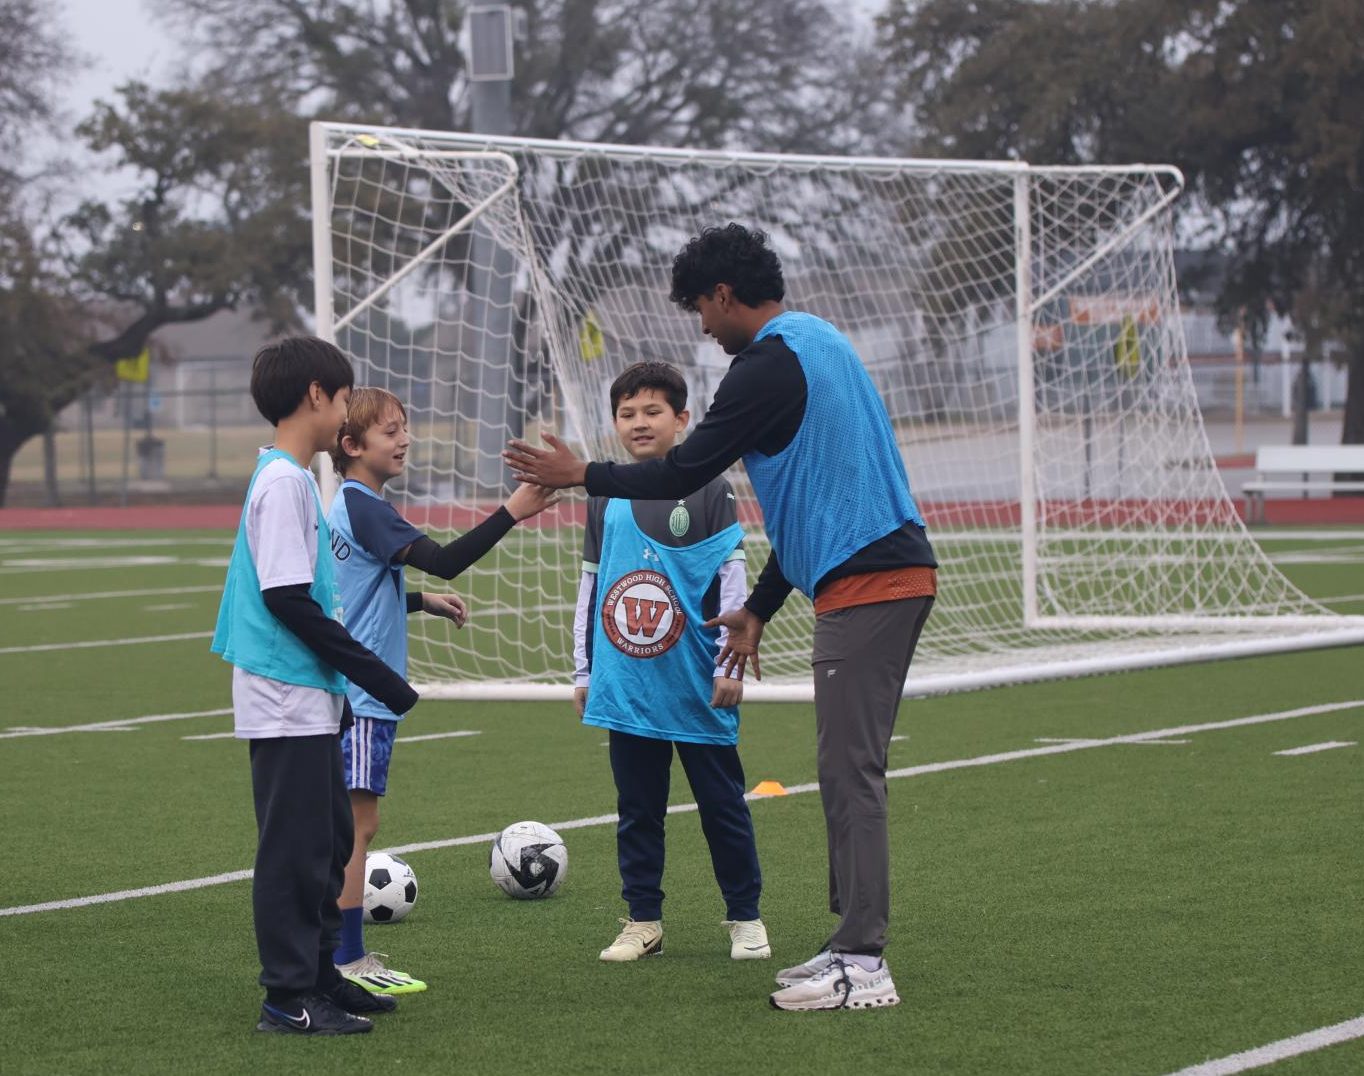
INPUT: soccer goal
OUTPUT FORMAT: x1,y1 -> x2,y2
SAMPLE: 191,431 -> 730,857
308,121 -> 1364,700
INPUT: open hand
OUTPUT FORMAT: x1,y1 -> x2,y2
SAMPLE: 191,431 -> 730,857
506,482 -> 561,521
503,433 -> 589,489
422,592 -> 468,627
703,606 -> 765,681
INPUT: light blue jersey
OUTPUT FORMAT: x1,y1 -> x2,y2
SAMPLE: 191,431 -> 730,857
327,479 -> 424,721
583,498 -> 744,746
211,449 -> 346,694
744,311 -> 924,597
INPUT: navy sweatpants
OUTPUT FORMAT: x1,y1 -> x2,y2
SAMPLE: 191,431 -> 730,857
608,729 -> 762,922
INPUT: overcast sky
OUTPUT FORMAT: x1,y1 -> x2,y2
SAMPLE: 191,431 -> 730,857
58,0 -> 176,120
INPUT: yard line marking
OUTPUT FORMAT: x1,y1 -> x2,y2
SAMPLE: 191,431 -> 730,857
1273,741 -> 1356,756
0,585 -> 220,607
4,697 -> 1358,918
397,730 -> 481,744
1164,1014 -> 1364,1075
1035,737 -> 1100,744
0,631 -> 213,656
182,732 -> 237,741
1,708 -> 230,740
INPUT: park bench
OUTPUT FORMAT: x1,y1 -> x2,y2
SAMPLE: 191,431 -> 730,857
1242,444 -> 1364,522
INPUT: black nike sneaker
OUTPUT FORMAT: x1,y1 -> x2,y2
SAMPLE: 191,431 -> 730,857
256,994 -> 374,1035
321,977 -> 399,1015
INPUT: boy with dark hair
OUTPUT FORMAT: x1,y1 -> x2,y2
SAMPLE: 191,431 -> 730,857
212,336 -> 420,1036
326,387 -> 558,994
506,224 -> 937,1011
574,360 -> 769,964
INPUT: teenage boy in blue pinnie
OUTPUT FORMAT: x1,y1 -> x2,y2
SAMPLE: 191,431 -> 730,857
573,361 -> 769,964
212,337 -> 420,1037
327,387 -> 559,994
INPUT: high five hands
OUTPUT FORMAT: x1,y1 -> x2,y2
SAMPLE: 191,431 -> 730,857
504,434 -> 588,489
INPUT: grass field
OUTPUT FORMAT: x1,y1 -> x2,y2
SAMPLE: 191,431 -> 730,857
1,528 -> 1362,1075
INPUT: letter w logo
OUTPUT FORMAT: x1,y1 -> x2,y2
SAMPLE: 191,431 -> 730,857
622,597 -> 668,638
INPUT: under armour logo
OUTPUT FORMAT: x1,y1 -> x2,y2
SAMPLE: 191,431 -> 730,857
641,547 -> 659,562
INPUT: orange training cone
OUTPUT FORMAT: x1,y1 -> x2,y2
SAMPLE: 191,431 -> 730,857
750,780 -> 788,797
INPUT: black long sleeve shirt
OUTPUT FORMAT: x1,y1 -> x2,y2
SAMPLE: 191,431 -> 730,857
583,332 -> 936,621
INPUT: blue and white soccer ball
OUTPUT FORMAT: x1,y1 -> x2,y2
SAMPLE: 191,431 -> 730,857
489,821 -> 568,899
363,851 -> 418,923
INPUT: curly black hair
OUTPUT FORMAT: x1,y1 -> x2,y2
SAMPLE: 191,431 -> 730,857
669,223 -> 785,312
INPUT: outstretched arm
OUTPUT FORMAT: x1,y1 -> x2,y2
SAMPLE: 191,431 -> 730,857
262,585 -> 419,714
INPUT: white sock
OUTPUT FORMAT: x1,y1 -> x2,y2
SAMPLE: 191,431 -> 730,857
839,953 -> 884,972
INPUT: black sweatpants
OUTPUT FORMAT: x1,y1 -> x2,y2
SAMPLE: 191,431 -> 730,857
609,729 -> 762,922
249,733 -> 352,999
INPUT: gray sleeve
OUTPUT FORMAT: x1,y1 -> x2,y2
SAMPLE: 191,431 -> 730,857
582,496 -> 607,569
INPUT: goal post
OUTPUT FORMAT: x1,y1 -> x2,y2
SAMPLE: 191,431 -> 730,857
308,120 -> 1364,700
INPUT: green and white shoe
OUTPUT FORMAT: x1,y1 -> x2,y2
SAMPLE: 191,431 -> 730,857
336,952 -> 427,995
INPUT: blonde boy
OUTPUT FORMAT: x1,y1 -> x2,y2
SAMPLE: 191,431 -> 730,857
327,387 -> 556,993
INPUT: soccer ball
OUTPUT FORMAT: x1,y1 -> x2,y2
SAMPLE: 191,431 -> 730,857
489,821 -> 568,899
363,851 -> 418,923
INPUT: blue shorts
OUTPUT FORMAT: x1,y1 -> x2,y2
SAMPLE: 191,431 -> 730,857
341,716 -> 398,795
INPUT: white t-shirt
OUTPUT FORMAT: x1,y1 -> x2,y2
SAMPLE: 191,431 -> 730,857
233,452 -> 346,739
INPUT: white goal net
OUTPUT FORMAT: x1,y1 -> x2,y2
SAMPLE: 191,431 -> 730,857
309,122 -> 1364,699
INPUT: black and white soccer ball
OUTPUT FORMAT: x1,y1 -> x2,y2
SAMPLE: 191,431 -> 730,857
489,821 -> 568,899
363,851 -> 418,923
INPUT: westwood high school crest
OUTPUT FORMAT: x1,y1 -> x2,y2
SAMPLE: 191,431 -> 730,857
600,569 -> 686,658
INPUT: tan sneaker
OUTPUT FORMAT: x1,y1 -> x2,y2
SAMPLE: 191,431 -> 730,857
723,919 -> 771,960
599,918 -> 663,962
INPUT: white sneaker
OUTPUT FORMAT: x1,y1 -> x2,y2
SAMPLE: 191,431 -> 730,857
769,956 -> 899,1011
774,949 -> 834,988
723,919 -> 771,960
599,918 -> 663,962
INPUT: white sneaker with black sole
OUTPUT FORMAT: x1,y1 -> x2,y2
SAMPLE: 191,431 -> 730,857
723,919 -> 771,960
769,956 -> 900,1011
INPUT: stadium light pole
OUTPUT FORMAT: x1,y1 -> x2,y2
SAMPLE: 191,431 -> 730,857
467,5 -> 519,498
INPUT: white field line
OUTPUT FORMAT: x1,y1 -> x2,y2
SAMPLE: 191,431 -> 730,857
0,556 -> 229,575
0,585 -> 221,607
143,603 -> 196,612
1164,1014 -> 1364,1075
182,733 -> 236,741
0,631 -> 213,656
397,730 -> 482,744
16,603 -> 73,612
1320,593 -> 1364,607
1,709 -> 231,740
1273,741 -> 1356,756
0,537 -> 231,550
3,698 -> 1358,919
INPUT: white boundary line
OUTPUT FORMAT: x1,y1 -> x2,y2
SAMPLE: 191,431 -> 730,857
3,698 -> 1357,918
0,586 -> 222,607
1273,741 -> 1356,756
0,709 -> 231,740
1163,1015 -> 1364,1075
0,631 -> 214,656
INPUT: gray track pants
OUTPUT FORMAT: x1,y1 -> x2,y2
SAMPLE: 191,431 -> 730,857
812,596 -> 933,956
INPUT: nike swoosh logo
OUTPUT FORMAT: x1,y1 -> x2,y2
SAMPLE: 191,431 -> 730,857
265,1004 -> 311,1029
